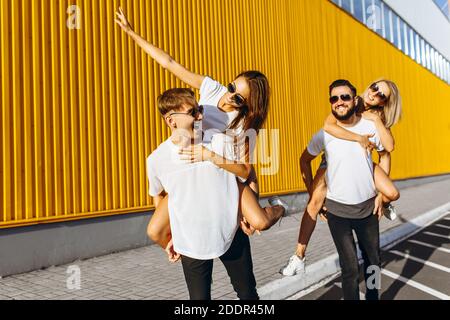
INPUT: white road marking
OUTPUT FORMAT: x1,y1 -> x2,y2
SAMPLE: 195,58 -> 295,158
423,231 -> 450,240
435,224 -> 450,230
407,239 -> 450,254
381,269 -> 450,300
389,250 -> 450,273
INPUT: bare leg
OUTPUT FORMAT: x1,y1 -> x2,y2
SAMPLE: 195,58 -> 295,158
147,195 -> 171,249
237,182 -> 285,232
374,164 -> 400,203
296,168 -> 327,258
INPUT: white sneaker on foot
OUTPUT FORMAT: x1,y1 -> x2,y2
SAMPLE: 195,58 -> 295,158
383,204 -> 397,221
268,196 -> 290,216
279,255 -> 305,276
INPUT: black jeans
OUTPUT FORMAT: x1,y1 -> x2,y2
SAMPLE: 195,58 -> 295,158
327,212 -> 381,300
180,229 -> 259,300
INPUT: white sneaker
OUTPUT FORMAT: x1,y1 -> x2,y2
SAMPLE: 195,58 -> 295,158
268,196 -> 290,216
279,255 -> 305,276
383,204 -> 397,221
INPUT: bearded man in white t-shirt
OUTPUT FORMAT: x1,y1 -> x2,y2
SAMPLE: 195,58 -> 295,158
300,80 -> 389,300
146,88 -> 259,300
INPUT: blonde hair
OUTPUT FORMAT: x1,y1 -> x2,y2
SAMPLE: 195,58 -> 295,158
365,78 -> 402,128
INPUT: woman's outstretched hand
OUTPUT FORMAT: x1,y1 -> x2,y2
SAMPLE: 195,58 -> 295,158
115,7 -> 133,33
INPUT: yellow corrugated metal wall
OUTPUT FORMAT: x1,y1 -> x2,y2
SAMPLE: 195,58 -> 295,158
1,0 -> 449,228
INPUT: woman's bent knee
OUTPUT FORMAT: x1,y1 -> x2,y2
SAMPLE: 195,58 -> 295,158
253,216 -> 270,231
386,189 -> 400,202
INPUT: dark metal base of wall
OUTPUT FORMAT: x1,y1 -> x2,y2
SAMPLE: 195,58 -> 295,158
1,173 -> 449,278
0,212 -> 153,278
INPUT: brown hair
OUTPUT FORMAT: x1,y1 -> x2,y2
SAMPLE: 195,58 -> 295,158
157,88 -> 197,117
329,79 -> 357,96
228,71 -> 270,134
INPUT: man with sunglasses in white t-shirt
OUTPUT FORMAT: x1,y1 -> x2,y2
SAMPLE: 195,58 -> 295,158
146,88 -> 259,300
300,80 -> 389,300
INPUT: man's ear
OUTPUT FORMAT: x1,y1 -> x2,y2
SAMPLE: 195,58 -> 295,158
165,115 -> 177,129
354,96 -> 364,110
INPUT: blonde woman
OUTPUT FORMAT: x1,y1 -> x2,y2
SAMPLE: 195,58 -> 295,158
280,79 -> 402,276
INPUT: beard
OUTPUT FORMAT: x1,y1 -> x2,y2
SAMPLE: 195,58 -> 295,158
331,104 -> 356,121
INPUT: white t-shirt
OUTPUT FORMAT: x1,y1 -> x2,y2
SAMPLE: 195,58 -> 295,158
307,118 -> 384,205
199,77 -> 241,143
198,77 -> 249,163
146,139 -> 239,260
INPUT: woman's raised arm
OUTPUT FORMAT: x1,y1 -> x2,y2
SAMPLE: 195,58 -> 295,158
115,7 -> 205,89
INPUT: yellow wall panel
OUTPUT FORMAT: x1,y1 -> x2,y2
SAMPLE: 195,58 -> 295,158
1,0 -> 449,228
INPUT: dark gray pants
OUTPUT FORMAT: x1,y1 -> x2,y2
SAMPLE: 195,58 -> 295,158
327,212 -> 381,300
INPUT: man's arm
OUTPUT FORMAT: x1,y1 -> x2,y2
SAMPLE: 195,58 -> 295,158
151,190 -> 181,262
152,190 -> 167,208
300,149 -> 318,196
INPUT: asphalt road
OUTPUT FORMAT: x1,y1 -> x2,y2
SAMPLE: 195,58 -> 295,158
300,214 -> 450,300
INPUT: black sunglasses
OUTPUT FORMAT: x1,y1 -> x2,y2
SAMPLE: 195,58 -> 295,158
168,105 -> 204,118
369,83 -> 388,101
227,83 -> 246,106
329,94 -> 353,104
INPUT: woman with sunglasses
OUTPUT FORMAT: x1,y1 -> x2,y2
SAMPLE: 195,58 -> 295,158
280,79 -> 402,276
115,8 -> 287,257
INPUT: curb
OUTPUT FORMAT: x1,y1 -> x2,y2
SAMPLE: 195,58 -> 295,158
258,201 -> 450,300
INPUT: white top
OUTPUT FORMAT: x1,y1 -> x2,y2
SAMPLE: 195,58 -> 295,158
198,77 -> 242,143
307,118 -> 384,205
146,139 -> 239,260
199,76 -> 249,165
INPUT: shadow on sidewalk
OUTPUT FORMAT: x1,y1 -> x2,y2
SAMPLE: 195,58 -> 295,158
309,214 -> 450,300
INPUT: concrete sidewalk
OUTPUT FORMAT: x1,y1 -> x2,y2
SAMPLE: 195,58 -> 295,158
0,176 -> 449,300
